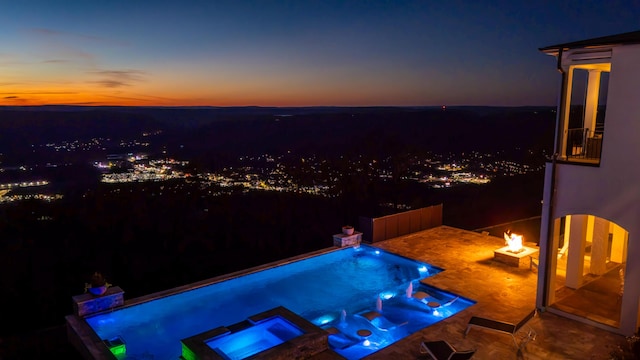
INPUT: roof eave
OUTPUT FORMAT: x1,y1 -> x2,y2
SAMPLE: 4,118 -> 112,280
539,29 -> 640,55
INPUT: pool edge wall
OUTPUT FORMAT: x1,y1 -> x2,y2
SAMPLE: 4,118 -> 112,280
66,314 -> 115,359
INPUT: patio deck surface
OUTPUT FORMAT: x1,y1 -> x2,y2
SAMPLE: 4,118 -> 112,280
357,225 -> 625,360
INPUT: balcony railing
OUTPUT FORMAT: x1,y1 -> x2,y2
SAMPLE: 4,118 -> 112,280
565,127 -> 603,162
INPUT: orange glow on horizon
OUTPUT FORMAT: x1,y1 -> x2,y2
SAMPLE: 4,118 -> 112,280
1,88 -> 427,107
2,67 -> 431,107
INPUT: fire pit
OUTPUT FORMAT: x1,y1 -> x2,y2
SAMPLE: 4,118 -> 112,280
493,231 -> 538,267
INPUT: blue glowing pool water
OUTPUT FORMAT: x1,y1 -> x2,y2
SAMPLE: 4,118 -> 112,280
206,316 -> 303,359
85,244 -> 474,359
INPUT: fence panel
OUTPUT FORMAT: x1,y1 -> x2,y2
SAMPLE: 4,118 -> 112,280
359,204 -> 443,243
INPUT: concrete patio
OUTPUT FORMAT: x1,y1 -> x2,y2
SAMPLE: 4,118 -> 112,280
361,225 -> 626,359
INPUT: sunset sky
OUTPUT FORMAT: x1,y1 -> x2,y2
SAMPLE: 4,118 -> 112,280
2,1 -> 639,107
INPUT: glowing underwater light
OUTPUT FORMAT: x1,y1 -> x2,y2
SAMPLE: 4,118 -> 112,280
379,291 -> 395,300
313,314 -> 335,326
104,336 -> 126,357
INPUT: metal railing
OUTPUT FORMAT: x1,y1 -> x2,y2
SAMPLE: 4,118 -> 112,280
565,127 -> 603,161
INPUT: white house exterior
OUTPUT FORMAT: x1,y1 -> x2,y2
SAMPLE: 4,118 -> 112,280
537,30 -> 640,335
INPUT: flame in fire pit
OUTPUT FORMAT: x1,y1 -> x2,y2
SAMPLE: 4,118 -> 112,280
504,231 -> 523,253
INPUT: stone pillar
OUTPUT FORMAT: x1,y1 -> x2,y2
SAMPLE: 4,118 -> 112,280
72,286 -> 124,317
333,232 -> 362,247
545,217 -> 562,304
584,70 -> 602,134
537,163 -> 556,309
590,217 -> 609,275
566,215 -> 587,289
559,68 -> 574,158
610,222 -> 628,263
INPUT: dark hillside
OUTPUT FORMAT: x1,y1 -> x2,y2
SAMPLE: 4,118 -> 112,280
169,107 -> 555,161
0,106 -> 555,159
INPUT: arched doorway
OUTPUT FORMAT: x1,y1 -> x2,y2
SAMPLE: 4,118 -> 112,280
547,214 -> 628,328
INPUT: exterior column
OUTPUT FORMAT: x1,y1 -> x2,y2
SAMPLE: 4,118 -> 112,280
590,217 -> 608,275
559,68 -> 574,159
537,163 -> 555,308
546,217 -> 562,304
584,70 -> 602,135
610,223 -> 628,264
566,214 -> 587,289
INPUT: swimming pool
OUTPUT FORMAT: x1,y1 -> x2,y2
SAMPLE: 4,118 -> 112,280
85,244 -> 474,359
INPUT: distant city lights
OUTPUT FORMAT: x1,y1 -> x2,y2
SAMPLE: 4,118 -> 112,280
2,129 -> 547,208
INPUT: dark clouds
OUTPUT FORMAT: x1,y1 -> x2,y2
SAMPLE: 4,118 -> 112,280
90,70 -> 146,88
